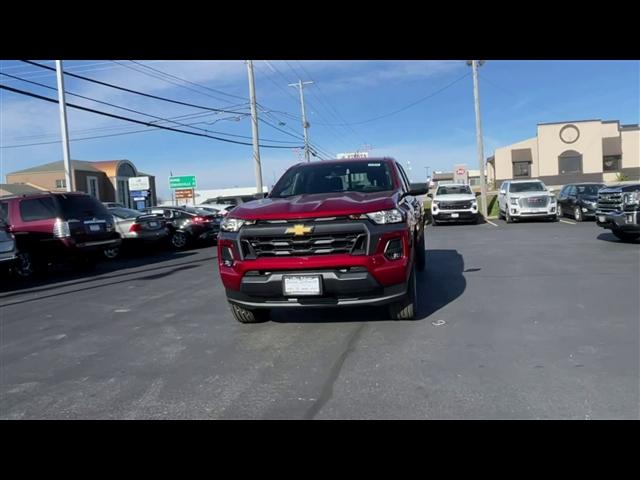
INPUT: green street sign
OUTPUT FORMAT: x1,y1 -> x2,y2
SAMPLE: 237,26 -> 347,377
169,175 -> 197,189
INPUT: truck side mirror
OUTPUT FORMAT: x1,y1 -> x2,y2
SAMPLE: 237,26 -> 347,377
427,193 -> 433,198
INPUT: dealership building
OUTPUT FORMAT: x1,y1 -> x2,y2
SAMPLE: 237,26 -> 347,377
4,159 -> 157,207
487,119 -> 640,188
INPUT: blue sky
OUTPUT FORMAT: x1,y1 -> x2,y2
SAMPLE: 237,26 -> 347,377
1,60 -> 638,199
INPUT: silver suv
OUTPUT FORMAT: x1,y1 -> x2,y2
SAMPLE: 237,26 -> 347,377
498,179 -> 558,223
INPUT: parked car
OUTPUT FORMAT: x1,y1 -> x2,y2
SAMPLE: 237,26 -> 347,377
596,183 -> 640,242
196,203 -> 235,216
102,202 -> 125,208
0,192 -> 120,278
498,179 -> 558,223
428,183 -> 479,225
217,157 -> 428,323
557,183 -> 604,221
103,207 -> 170,258
142,206 -> 221,249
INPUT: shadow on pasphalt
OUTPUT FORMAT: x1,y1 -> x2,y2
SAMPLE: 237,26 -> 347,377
270,249 -> 467,323
596,232 -> 640,244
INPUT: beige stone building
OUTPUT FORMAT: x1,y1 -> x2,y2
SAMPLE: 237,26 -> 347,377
487,120 -> 640,188
4,159 -> 157,207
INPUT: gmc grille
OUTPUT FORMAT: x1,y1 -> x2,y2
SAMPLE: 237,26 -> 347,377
519,196 -> 549,208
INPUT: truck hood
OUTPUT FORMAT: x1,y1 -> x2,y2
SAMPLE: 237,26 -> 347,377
433,194 -> 476,202
230,191 -> 399,220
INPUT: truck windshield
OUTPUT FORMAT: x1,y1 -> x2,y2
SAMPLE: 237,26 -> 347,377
270,162 -> 394,197
509,182 -> 546,193
437,185 -> 472,195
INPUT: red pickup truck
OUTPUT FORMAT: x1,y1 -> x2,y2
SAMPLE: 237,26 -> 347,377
217,157 -> 428,322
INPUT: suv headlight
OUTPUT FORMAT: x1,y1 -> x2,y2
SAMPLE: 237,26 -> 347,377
510,197 -> 519,205
549,195 -> 557,204
365,209 -> 404,224
220,217 -> 255,232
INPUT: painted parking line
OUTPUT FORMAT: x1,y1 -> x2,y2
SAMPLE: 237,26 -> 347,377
485,219 -> 499,227
559,219 -> 577,225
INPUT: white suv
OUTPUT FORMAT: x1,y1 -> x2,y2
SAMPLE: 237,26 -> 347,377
498,179 -> 558,223
430,183 -> 479,225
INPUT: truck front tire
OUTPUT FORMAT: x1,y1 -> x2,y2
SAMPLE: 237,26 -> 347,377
229,302 -> 270,323
612,229 -> 640,242
388,267 -> 417,320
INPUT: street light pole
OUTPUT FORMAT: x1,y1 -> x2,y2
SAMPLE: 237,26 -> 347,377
55,60 -> 73,192
469,60 -> 488,219
246,60 -> 264,197
289,80 -> 313,162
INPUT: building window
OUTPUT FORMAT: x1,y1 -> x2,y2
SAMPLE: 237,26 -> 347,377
603,155 -> 622,172
513,161 -> 530,178
87,176 -> 100,199
558,150 -> 583,174
55,179 -> 66,189
469,177 -> 480,186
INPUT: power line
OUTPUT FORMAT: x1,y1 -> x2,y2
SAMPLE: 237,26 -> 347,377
21,60 -> 250,115
129,60 -> 248,102
0,84 -> 300,149
112,60 -> 247,107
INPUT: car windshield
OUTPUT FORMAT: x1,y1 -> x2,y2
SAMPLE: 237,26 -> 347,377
109,207 -> 141,219
509,182 -> 546,193
56,194 -> 110,219
437,185 -> 472,195
270,161 -> 394,197
576,185 -> 604,195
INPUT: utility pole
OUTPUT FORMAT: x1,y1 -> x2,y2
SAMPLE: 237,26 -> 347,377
288,80 -> 313,162
55,60 -> 73,192
468,60 -> 488,219
246,61 -> 264,197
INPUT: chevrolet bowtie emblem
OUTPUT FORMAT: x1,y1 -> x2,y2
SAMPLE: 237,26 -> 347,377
285,224 -> 313,235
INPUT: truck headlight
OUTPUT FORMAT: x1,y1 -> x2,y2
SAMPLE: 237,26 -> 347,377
220,217 -> 255,232
623,192 -> 640,205
366,209 -> 404,224
510,198 -> 519,205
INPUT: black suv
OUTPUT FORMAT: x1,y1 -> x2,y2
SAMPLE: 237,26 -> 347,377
557,183 -> 604,221
142,206 -> 221,249
0,192 -> 120,277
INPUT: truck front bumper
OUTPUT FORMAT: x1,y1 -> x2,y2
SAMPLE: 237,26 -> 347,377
596,209 -> 640,232
225,268 -> 408,308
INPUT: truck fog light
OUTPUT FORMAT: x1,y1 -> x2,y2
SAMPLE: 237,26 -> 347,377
627,214 -> 634,224
511,208 -> 518,214
221,246 -> 234,267
384,238 -> 403,260
582,207 -> 588,213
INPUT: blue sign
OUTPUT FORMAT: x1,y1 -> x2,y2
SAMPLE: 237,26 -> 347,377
130,190 -> 149,197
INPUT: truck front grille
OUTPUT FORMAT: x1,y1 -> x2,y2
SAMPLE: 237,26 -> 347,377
597,193 -> 622,212
519,196 -> 549,208
238,221 -> 369,259
439,201 -> 472,210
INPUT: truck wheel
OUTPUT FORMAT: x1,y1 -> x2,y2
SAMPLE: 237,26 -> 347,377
229,302 -> 270,323
388,267 -> 417,320
612,229 -> 640,242
415,233 -> 426,272
498,208 -> 505,220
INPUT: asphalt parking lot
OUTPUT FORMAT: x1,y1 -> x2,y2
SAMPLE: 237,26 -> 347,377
1,219 -> 638,419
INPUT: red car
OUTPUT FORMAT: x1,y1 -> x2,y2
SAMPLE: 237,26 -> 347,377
0,192 -> 121,277
217,157 -> 428,322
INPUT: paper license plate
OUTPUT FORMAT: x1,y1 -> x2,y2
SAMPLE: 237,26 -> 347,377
283,275 -> 321,296
89,224 -> 101,232
598,215 -> 606,223
450,213 -> 459,218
